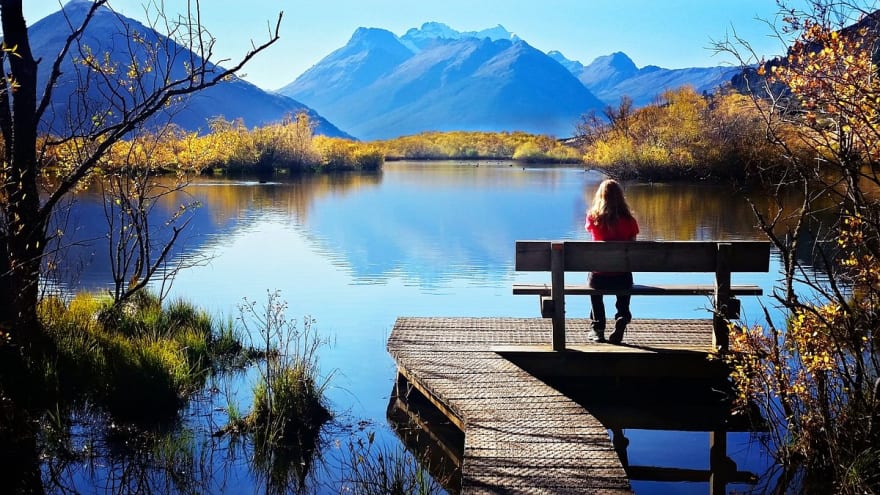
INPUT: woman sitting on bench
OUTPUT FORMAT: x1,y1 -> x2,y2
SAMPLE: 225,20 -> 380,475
585,179 -> 639,344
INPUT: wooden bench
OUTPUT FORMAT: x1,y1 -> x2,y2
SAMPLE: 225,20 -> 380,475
513,241 -> 771,351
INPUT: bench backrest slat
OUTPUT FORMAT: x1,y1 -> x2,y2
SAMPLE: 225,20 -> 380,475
515,241 -> 771,273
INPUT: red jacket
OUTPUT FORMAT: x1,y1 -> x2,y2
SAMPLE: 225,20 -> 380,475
585,214 -> 639,241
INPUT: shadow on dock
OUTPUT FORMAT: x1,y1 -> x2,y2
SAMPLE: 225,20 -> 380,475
387,369 -> 762,495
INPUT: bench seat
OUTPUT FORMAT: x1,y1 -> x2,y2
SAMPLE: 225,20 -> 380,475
512,283 -> 763,296
515,283 -> 763,320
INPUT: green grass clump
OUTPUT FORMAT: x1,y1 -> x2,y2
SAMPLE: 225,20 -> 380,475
246,362 -> 331,493
251,362 -> 330,447
215,291 -> 332,492
223,293 -> 332,441
230,292 -> 332,447
38,290 -> 245,422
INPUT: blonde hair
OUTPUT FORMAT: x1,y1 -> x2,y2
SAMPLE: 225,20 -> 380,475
588,179 -> 634,228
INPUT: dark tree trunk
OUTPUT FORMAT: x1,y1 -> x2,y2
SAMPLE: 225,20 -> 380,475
0,0 -> 45,344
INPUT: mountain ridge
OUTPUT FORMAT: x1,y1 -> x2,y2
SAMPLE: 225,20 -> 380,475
279,22 -> 738,139
280,23 -> 604,140
550,50 -> 737,106
30,1 -> 350,137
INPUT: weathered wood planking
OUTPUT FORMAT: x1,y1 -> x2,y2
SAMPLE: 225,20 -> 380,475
388,316 -> 725,494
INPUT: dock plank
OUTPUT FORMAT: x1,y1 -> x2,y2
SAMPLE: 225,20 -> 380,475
389,317 -> 717,493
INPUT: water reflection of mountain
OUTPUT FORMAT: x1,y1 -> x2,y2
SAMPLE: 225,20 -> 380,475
54,173 -> 383,291
304,164 -> 593,287
58,164 -> 799,292
301,164 -> 781,287
48,188 -> 225,291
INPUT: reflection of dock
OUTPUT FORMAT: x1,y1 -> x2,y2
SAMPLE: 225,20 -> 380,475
387,377 -> 464,493
387,317 -> 758,494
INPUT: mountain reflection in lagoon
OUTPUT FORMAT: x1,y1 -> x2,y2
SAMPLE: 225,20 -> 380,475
57,161 -> 779,493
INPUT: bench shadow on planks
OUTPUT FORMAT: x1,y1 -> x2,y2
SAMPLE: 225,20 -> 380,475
513,240 -> 772,351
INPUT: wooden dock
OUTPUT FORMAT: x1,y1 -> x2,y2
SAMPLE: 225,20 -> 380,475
387,316 -> 726,494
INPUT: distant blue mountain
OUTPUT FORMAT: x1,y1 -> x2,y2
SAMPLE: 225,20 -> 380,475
551,51 -> 737,106
28,1 -> 349,137
278,23 -> 604,140
282,27 -> 415,114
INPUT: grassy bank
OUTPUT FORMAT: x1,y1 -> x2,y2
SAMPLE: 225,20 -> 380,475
36,290 -> 247,421
42,124 -> 582,181
0,289 -> 341,492
376,130 -> 581,163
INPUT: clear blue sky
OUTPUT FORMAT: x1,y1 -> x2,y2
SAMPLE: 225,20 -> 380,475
26,0 -> 800,91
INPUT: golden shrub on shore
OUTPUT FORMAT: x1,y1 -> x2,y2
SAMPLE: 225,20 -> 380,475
580,87 -> 798,181
375,130 -> 580,162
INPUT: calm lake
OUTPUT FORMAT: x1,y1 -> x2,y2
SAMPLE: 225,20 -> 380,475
58,160 -> 782,494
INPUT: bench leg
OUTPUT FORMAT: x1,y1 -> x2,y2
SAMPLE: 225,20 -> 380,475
551,242 -> 565,351
552,314 -> 565,351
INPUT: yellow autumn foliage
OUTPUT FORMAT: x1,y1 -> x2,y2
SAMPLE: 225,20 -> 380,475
581,86 -> 795,180
376,130 -> 580,162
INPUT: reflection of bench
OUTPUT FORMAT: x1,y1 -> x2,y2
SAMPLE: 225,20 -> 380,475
513,240 -> 771,351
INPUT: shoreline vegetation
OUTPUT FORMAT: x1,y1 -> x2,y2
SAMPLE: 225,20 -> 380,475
377,130 -> 582,163
40,87 -> 804,183
0,289 -> 339,492
34,290 -> 251,421
41,113 -> 584,182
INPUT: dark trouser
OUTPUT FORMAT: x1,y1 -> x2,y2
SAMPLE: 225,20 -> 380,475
589,272 -> 633,330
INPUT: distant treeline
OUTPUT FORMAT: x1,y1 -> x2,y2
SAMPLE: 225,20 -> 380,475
43,113 -> 384,176
41,89 -> 796,180
374,130 -> 582,163
42,115 -> 586,177
578,86 -> 803,181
